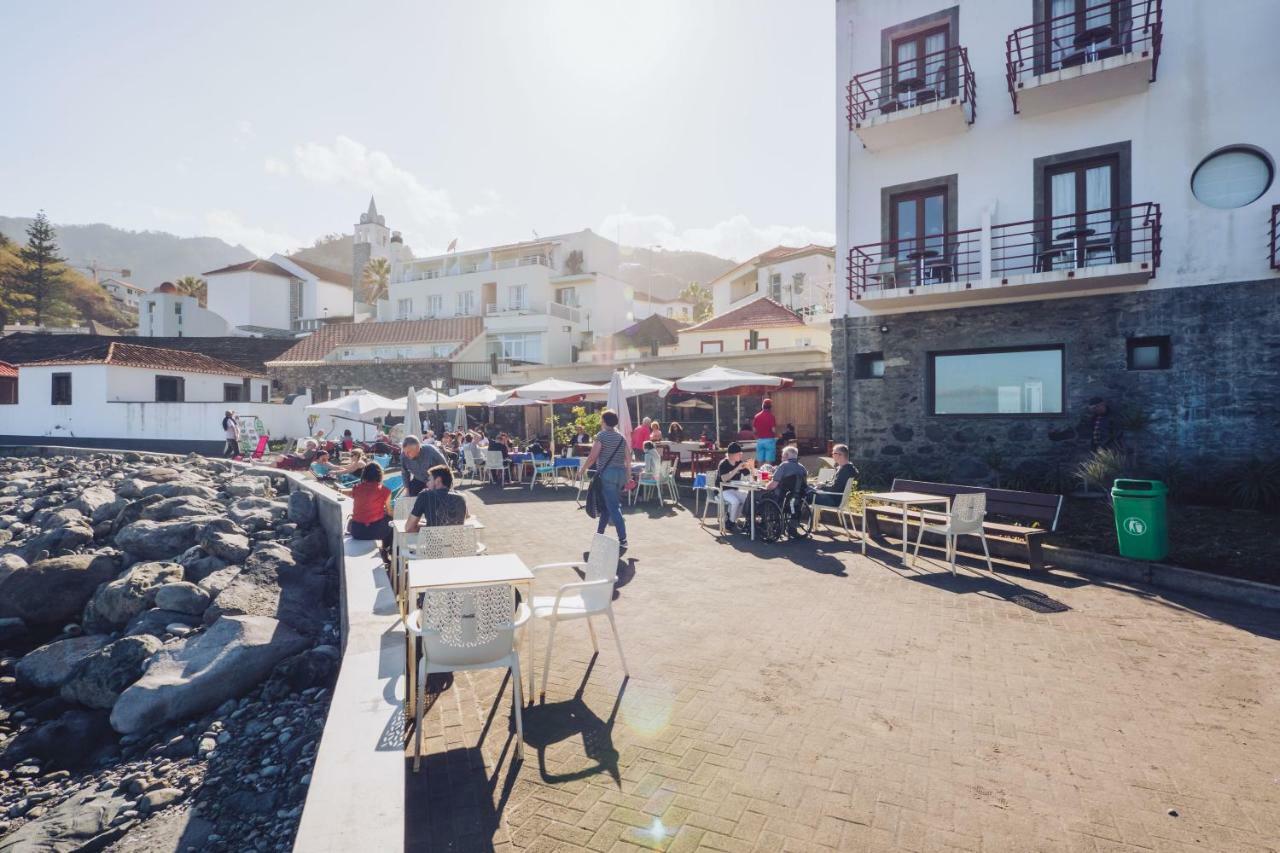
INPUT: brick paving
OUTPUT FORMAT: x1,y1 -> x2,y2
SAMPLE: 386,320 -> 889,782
404,486 -> 1280,852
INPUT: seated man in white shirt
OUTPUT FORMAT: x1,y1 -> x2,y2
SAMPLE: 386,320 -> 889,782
714,442 -> 753,529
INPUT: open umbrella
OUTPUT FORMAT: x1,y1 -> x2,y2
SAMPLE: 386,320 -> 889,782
660,366 -> 793,447
447,385 -> 503,406
502,378 -> 606,403
305,390 -> 396,441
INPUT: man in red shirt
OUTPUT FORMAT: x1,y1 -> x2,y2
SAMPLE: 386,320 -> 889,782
752,399 -> 777,464
630,416 -> 652,461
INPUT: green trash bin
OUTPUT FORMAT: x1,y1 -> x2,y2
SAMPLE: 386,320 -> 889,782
1111,479 -> 1169,561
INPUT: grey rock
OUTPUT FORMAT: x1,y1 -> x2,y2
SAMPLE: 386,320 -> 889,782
72,486 -> 128,524
34,507 -> 87,530
138,495 -> 223,522
0,616 -> 27,644
138,481 -> 220,501
176,546 -> 228,583
115,478 -> 151,499
290,528 -> 328,562
287,489 -> 317,524
225,476 -> 271,498
110,615 -> 307,734
123,608 -> 202,638
16,635 -> 113,690
226,497 -> 288,533
21,522 -> 94,562
152,582 -> 211,616
195,565 -> 242,599
109,494 -> 164,536
264,645 -> 339,699
0,553 -> 26,585
114,518 -> 218,561
0,787 -> 130,851
138,787 -> 183,813
82,561 -> 184,631
199,527 -> 251,563
137,466 -> 183,483
244,542 -> 297,580
59,635 -> 164,709
0,554 -> 118,625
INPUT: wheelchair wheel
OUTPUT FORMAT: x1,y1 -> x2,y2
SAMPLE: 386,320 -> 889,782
788,499 -> 814,540
754,500 -> 785,543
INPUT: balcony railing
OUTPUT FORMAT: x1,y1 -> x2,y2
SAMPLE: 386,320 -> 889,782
846,44 -> 976,129
1006,0 -> 1162,113
398,254 -> 550,284
483,300 -> 582,324
1271,205 -> 1280,270
847,202 -> 1161,296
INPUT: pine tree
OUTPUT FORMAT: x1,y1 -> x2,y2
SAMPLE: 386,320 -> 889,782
17,211 -> 73,326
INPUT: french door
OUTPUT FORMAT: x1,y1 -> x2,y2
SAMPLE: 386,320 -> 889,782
1045,0 -> 1122,68
1045,156 -> 1118,267
892,26 -> 950,100
891,187 -> 948,284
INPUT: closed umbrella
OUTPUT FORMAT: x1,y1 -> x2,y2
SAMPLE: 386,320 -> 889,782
405,386 -> 421,438
606,370 -> 633,461
660,366 -> 793,447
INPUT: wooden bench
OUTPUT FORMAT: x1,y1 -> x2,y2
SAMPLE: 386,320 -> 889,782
864,478 -> 1063,572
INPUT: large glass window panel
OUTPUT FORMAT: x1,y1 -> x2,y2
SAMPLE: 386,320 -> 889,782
923,31 -> 947,91
894,40 -> 918,83
931,348 -> 1064,415
923,194 -> 945,255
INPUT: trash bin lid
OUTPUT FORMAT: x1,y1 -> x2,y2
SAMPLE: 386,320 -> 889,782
1111,478 -> 1168,497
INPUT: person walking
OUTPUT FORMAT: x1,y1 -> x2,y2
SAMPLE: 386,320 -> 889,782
584,409 -> 630,552
221,410 -> 240,458
752,398 -> 777,465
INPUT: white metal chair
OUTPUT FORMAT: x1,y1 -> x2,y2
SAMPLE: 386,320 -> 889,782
483,450 -> 508,486
398,525 -> 482,611
699,482 -> 726,535
530,534 -> 628,701
406,584 -> 528,770
810,478 -> 858,541
574,460 -> 594,507
910,492 -> 994,575
460,446 -> 483,484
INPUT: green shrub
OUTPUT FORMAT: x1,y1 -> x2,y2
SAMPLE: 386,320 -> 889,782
1074,448 -> 1128,496
1220,457 -> 1280,512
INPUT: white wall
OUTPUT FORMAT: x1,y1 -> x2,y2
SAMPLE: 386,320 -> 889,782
207,270 -> 291,330
138,293 -> 233,337
310,279 -> 353,323
99,364 -> 269,403
676,324 -> 829,356
836,0 -> 1280,317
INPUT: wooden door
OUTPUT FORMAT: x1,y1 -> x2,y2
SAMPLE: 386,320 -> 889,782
769,387 -> 820,440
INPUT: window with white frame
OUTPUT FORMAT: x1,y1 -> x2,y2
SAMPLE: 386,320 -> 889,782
456,291 -> 476,315
507,285 -> 528,310
396,298 -> 413,319
768,273 -> 782,302
289,280 -> 303,324
555,286 -> 578,307
490,333 -> 542,362
425,295 -> 443,317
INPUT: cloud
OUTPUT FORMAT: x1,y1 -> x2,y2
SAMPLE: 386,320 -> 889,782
466,188 -> 508,218
271,136 -> 458,247
204,210 -> 304,257
597,211 -> 834,262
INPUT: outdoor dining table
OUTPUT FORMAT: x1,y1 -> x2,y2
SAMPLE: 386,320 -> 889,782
391,515 -> 486,596
860,491 -> 951,561
403,553 -> 535,719
732,477 -> 772,541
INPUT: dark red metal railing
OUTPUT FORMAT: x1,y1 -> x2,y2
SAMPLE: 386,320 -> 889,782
1006,0 -> 1162,113
846,202 -> 1161,297
1271,205 -> 1280,270
846,44 -> 976,130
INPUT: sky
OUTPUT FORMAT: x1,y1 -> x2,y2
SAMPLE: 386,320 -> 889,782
0,0 -> 835,262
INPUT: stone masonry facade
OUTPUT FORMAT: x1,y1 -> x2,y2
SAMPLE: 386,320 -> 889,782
270,360 -> 452,401
831,278 -> 1280,487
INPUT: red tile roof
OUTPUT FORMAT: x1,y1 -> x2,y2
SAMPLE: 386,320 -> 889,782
613,314 -> 688,348
266,317 -> 485,365
25,342 -> 263,377
681,298 -> 805,333
0,361 -> 16,379
284,256 -> 353,288
203,259 -> 297,279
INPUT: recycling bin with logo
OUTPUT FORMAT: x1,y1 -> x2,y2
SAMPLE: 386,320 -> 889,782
1111,479 -> 1169,561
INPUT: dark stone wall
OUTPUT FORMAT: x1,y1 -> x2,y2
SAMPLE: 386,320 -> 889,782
831,279 -> 1280,487
270,360 -> 452,401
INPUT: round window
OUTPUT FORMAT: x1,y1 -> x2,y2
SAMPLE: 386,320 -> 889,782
1191,146 -> 1273,209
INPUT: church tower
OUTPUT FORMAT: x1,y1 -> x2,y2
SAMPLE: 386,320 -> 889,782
352,196 -> 390,313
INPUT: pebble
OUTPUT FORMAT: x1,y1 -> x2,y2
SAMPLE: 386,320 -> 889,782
1168,808 -> 1179,817
198,737 -> 218,758
14,766 -> 40,777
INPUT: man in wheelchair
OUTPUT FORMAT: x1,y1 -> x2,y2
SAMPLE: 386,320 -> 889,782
752,444 -> 814,542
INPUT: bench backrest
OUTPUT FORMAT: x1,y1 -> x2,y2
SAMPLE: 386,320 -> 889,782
890,479 -> 1063,531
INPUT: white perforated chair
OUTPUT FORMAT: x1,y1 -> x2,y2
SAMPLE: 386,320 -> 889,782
406,584 -> 529,770
910,492 -> 994,575
483,450 -> 508,486
460,446 -> 483,484
398,525 -> 483,612
530,533 -> 628,701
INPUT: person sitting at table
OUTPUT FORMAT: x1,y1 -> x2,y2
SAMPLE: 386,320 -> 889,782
780,423 -> 796,445
406,464 -> 467,533
340,429 -> 355,452
631,417 -> 652,460
401,435 -> 449,497
667,421 -> 684,441
813,443 -> 858,507
642,440 -> 661,474
764,444 -> 807,497
649,422 -> 664,443
494,432 -> 512,459
715,442 -> 753,530
345,462 -> 393,559
736,422 -> 754,441
574,426 -> 592,445
700,427 -> 714,448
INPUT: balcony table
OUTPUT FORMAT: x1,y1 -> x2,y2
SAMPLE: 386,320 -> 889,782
891,76 -> 924,108
1055,226 -> 1097,268
906,248 -> 939,286
1073,25 -> 1115,62
860,491 -> 951,562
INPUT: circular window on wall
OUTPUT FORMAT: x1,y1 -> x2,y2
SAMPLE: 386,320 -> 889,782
1191,146 -> 1274,209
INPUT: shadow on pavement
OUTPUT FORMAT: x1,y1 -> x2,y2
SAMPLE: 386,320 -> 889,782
523,656 -> 627,787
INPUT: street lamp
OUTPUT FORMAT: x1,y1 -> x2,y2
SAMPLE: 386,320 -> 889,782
430,377 -> 445,435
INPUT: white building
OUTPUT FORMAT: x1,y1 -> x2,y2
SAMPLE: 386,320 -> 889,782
100,277 -> 147,311
676,298 -> 829,357
137,282 -> 233,338
631,293 -> 694,323
834,0 -> 1280,474
204,255 -> 353,335
708,244 -> 836,320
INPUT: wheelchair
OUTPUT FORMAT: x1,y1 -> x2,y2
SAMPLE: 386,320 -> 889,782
750,476 -> 814,543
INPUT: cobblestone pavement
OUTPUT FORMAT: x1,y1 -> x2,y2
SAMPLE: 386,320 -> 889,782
405,486 -> 1280,852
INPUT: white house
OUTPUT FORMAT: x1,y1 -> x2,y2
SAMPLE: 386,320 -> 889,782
676,298 -> 830,357
100,277 -> 147,311
833,0 -> 1280,472
0,341 -> 310,452
204,255 -> 353,335
708,244 -> 836,320
631,293 -> 694,323
137,282 -> 233,338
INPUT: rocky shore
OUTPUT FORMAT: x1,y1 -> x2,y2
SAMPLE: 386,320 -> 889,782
0,452 -> 340,852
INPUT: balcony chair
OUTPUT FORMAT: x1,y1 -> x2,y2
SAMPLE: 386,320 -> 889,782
868,259 -> 901,290
530,533 -> 628,702
406,583 -> 528,770
910,492 -> 995,576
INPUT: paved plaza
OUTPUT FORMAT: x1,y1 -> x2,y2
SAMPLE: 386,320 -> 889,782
405,487 -> 1279,853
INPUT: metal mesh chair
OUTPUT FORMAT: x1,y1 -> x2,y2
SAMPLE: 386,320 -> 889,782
910,492 -> 994,575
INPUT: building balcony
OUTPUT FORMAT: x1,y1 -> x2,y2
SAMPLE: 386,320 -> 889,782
1006,0 -> 1161,116
397,254 -> 550,284
484,300 -> 581,325
847,45 -> 976,151
848,202 -> 1160,307
1271,205 -> 1280,271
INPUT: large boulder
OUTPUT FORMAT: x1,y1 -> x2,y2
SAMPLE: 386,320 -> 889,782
244,542 -> 298,579
109,494 -> 164,536
195,565 -> 242,599
60,635 -> 164,709
0,709 -> 115,772
124,608 -> 202,638
0,552 -> 26,585
227,497 -> 288,533
0,788 -> 130,850
82,561 -> 183,631
72,486 -> 128,524
225,476 -> 272,498
137,465 -> 184,483
15,634 -> 113,690
139,481 -> 220,501
110,615 -> 307,734
153,582 -> 211,616
139,495 -> 223,522
0,554 -> 118,625
114,518 -> 217,560
290,527 -> 328,562
32,506 -> 87,530
21,521 -> 94,562
199,527 -> 250,564
287,489 -> 317,524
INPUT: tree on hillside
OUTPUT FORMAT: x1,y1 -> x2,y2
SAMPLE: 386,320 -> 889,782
361,257 -> 392,303
64,270 -> 132,331
0,237 -> 32,328
679,281 -> 714,322
16,211 -> 75,326
174,275 -> 207,307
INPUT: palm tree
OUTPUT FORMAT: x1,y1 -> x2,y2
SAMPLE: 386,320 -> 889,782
174,275 -> 207,307
361,257 -> 391,303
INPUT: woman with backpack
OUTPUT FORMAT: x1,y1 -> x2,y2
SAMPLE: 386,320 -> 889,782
582,409 -> 629,553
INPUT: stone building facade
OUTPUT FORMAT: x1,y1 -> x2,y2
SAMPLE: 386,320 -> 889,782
831,279 -> 1280,487
270,360 -> 452,402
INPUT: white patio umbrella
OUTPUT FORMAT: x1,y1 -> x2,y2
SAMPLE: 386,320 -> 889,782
660,365 -> 793,447
305,390 -> 396,441
606,370 -> 633,458
386,387 -> 449,415
447,385 -> 503,406
502,378 -> 606,403
405,386 -> 421,438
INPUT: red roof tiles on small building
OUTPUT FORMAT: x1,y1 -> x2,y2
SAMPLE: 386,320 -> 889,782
24,342 -> 264,377
203,259 -> 298,279
0,361 -> 17,379
266,317 -> 486,365
681,298 -> 805,333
